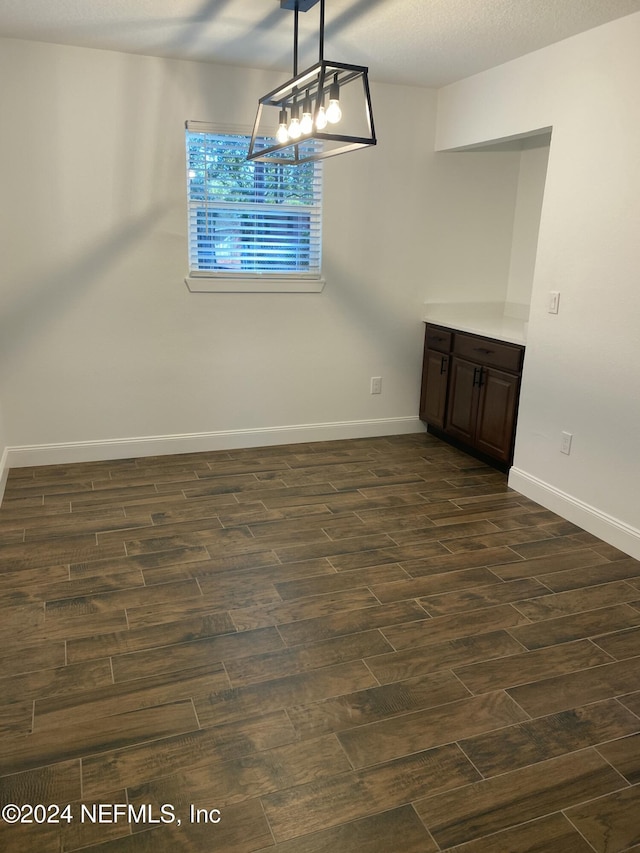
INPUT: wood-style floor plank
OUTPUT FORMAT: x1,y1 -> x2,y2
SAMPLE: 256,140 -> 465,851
597,731 -> 640,784
414,750 -> 627,848
440,812 -> 595,853
364,629 -> 524,684
276,599 -> 426,646
66,612 -> 237,663
81,711 -> 297,798
419,576 -> 549,616
508,603 -> 640,650
253,805 -> 438,853
566,784 -> 640,852
1,432 -> 640,852
127,734 -> 351,811
453,638 -> 614,694
194,660 -> 377,727
0,658 -> 113,704
338,691 -> 528,769
381,603 -> 531,649
110,627 -> 284,682
261,744 -> 479,842
507,656 -> 640,716
0,700 -> 200,776
224,629 -> 393,687
593,624 -> 640,660
287,670 -> 470,738
229,587 -> 380,632
458,698 -> 640,776
32,663 -> 230,730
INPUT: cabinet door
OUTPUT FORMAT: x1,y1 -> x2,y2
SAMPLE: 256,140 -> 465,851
420,349 -> 449,428
475,367 -> 520,463
445,356 -> 478,444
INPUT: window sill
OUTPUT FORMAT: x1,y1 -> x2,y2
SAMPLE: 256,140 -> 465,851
185,276 -> 326,293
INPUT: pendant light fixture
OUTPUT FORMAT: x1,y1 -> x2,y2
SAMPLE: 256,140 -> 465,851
247,0 -> 376,164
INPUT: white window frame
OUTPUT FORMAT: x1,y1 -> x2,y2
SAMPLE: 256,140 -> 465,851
184,122 -> 324,293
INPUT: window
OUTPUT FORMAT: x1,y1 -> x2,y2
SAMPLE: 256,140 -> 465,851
185,123 -> 323,292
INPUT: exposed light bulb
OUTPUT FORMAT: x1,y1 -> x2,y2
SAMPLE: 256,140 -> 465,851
288,117 -> 302,139
288,101 -> 301,139
326,99 -> 342,124
300,111 -> 313,135
326,74 -> 342,124
315,104 -> 328,130
300,90 -> 313,134
276,108 -> 289,144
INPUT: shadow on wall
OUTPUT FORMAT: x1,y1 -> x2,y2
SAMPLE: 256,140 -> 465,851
0,205 -> 168,364
320,252 -> 423,372
1,32 -> 189,369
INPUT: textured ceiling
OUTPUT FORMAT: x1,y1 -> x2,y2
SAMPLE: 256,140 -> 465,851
1,0 -> 640,87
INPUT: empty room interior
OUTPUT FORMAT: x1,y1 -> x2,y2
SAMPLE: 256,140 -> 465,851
1,1 -> 640,851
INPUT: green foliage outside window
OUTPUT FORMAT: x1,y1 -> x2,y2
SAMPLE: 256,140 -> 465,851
186,131 -> 322,275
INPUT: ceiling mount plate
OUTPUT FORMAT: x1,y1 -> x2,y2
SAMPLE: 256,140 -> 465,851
280,0 -> 321,11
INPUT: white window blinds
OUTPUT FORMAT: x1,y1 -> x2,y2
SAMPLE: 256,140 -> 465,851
185,124 -> 322,278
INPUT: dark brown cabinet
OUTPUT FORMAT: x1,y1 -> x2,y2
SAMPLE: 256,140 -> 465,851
419,326 -> 451,429
420,323 -> 524,469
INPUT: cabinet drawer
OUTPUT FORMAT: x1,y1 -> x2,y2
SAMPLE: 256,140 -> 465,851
425,325 -> 452,353
453,332 -> 523,373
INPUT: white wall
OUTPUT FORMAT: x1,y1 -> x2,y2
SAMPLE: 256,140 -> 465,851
0,37 -> 521,465
506,139 -> 550,308
437,13 -> 640,557
417,146 -> 522,304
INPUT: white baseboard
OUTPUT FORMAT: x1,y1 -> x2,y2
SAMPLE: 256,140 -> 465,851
509,467 -> 640,561
4,417 -> 426,470
0,446 -> 8,504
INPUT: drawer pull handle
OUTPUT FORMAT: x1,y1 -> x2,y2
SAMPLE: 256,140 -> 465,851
473,366 -> 485,387
474,347 -> 494,355
440,355 -> 448,375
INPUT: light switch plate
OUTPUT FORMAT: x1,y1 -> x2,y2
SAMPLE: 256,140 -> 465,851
548,291 -> 560,314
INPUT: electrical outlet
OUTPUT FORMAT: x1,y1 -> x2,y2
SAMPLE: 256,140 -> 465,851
548,291 -> 560,314
370,376 -> 382,395
560,431 -> 573,454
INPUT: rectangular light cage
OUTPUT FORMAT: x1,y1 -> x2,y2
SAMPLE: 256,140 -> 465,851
248,58 -> 376,164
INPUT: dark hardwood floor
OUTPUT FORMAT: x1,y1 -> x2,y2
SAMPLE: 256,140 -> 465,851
1,432 -> 640,852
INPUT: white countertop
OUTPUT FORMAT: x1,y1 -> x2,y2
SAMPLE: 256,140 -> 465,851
423,302 -> 528,346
